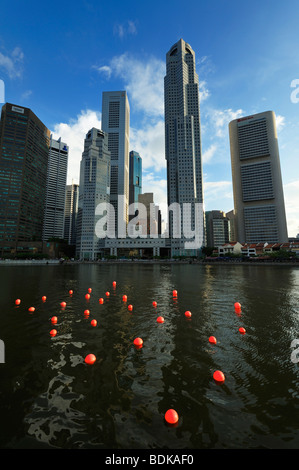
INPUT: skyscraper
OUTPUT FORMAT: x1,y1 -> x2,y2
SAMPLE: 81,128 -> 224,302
0,103 -> 50,256
101,91 -> 130,237
205,210 -> 230,247
164,39 -> 204,255
76,128 -> 110,260
129,150 -> 142,208
64,183 -> 79,246
43,136 -> 68,241
229,111 -> 288,243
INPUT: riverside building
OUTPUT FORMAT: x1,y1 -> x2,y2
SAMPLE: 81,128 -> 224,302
164,39 -> 204,256
229,111 -> 288,244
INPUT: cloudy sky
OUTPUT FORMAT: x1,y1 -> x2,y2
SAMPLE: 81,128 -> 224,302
1,0 -> 299,236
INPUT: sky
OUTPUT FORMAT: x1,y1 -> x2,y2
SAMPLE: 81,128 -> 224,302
0,0 -> 299,237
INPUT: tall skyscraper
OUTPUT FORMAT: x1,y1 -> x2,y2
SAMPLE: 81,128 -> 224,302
43,136 -> 68,241
0,103 -> 50,256
164,39 -> 204,255
76,128 -> 110,260
129,150 -> 142,208
205,210 -> 230,247
64,183 -> 79,246
229,111 -> 288,243
101,91 -> 130,237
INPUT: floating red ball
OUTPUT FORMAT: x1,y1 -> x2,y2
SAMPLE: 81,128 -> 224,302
15,299 -> 21,306
91,319 -> 97,327
51,316 -> 58,324
122,295 -> 127,302
84,309 -> 90,316
85,354 -> 96,365
128,304 -> 133,311
165,409 -> 179,425
152,301 -> 157,307
60,301 -> 66,308
50,329 -> 57,337
112,281 -> 116,287
69,290 -> 73,295
85,294 -> 90,300
28,307 -> 35,313
185,310 -> 192,318
213,370 -> 225,383
209,336 -> 217,344
133,337 -> 143,347
88,288 -> 92,293
239,327 -> 246,334
42,296 -> 47,302
157,316 -> 164,323
106,291 -> 110,297
172,290 -> 178,298
99,298 -> 104,304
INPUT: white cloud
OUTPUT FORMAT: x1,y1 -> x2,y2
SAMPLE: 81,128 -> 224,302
283,180 -> 299,237
50,109 -> 102,185
208,108 -> 244,137
95,53 -> 165,117
21,90 -> 32,100
276,114 -> 285,132
113,20 -> 138,39
0,46 -> 24,79
203,180 -> 233,212
202,144 -> 217,164
199,80 -> 210,101
130,120 -> 165,171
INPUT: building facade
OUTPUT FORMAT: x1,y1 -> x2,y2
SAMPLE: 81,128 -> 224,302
129,150 -> 142,212
205,210 -> 230,247
64,183 -> 79,246
101,91 -> 130,237
76,128 -> 111,260
164,39 -> 204,256
43,136 -> 68,241
229,111 -> 288,243
0,103 -> 50,256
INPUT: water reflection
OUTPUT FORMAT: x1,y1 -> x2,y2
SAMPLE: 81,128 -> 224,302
0,263 -> 299,448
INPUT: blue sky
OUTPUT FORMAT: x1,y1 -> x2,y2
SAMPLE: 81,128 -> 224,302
1,0 -> 299,236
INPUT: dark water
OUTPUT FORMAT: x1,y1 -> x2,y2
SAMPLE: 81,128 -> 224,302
0,262 -> 299,449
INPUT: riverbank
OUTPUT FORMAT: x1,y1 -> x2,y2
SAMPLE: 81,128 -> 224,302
1,258 -> 298,266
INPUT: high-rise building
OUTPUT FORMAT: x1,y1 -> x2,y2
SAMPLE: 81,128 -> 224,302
164,39 -> 204,255
205,210 -> 230,247
76,128 -> 110,260
64,183 -> 79,245
43,136 -> 68,241
101,91 -> 130,237
0,103 -> 50,256
129,150 -> 142,208
229,111 -> 288,243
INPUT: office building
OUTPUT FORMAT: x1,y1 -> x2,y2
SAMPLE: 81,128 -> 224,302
76,128 -> 110,260
164,39 -> 204,255
0,103 -> 50,256
64,183 -> 79,245
101,91 -> 130,236
129,150 -> 142,214
229,111 -> 288,243
205,210 -> 230,247
43,136 -> 68,241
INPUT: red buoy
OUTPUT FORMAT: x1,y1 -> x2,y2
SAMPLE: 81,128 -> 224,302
112,281 -> 116,287
239,327 -> 246,334
152,301 -> 157,307
213,370 -> 225,383
60,301 -> 66,308
91,319 -> 97,327
122,295 -> 127,302
157,316 -> 164,323
172,290 -> 178,298
133,337 -> 143,348
85,294 -> 90,300
185,310 -> 192,318
88,288 -> 92,293
42,296 -> 47,302
128,304 -> 133,311
15,299 -> 21,306
51,316 -> 58,324
28,307 -> 35,313
209,336 -> 217,344
165,409 -> 179,425
99,298 -> 104,304
85,354 -> 96,365
234,302 -> 242,313
50,329 -> 57,337
106,291 -> 110,297
84,309 -> 90,317
69,290 -> 73,295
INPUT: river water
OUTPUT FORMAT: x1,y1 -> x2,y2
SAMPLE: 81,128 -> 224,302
0,262 -> 298,449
